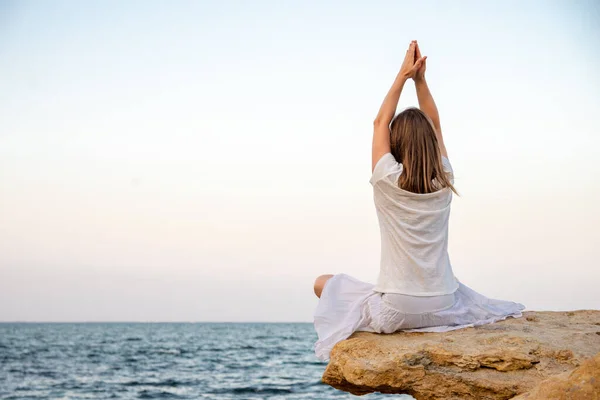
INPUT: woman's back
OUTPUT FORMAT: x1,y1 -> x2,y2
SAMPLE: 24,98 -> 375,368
369,152 -> 459,296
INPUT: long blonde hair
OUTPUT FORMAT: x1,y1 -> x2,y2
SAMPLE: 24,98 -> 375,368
389,107 -> 458,195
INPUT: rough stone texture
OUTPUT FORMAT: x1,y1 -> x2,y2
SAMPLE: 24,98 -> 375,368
322,310 -> 600,400
511,352 -> 600,400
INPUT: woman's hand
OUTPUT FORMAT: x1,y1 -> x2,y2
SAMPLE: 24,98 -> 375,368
399,40 -> 426,81
413,42 -> 427,82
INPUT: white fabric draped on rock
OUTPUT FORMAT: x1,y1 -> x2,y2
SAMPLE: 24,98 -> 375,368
313,274 -> 526,361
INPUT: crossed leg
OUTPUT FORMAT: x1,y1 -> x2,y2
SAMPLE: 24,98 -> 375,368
313,274 -> 334,298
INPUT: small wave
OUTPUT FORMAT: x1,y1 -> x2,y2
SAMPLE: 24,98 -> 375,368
264,346 -> 290,354
37,370 -> 60,378
204,344 -> 258,352
125,378 -> 192,387
155,349 -> 181,355
253,335 -> 303,341
137,389 -> 187,399
282,337 -> 303,342
210,386 -> 294,395
284,360 -> 325,366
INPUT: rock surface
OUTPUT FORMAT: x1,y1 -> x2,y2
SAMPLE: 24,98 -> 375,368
511,352 -> 600,400
322,310 -> 600,400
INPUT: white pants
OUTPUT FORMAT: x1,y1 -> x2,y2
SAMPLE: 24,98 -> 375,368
381,292 -> 457,314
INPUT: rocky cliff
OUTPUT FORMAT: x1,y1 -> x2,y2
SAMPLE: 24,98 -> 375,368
322,310 -> 600,399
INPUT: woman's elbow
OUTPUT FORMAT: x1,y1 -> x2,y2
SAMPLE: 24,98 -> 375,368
373,118 -> 386,127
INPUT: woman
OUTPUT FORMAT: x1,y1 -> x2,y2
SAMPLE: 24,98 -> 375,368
312,40 -> 526,361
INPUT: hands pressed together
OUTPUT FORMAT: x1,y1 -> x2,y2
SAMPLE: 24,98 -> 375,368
372,39 -> 442,169
399,40 -> 427,82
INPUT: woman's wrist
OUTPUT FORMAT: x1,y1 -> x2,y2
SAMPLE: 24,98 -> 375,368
395,73 -> 409,85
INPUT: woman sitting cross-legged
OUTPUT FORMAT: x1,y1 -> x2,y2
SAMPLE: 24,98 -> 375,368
312,40 -> 526,361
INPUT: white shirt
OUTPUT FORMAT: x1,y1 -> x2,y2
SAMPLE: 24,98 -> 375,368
369,152 -> 459,297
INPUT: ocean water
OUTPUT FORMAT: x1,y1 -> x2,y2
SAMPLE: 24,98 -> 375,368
0,323 -> 414,399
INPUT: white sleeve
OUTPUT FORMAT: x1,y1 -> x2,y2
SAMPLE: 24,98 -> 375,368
369,153 -> 401,186
441,156 -> 454,184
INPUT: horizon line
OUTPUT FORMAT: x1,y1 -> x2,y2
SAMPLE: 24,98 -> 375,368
0,321 -> 315,324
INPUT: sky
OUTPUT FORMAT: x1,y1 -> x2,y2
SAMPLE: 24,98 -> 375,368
0,0 -> 599,322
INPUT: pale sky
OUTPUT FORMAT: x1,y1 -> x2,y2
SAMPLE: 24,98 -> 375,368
1,0 -> 599,322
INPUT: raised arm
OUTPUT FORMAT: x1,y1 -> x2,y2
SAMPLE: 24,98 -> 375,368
413,42 -> 447,158
372,41 -> 425,172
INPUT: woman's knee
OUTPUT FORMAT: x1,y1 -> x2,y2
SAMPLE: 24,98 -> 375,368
313,274 -> 334,298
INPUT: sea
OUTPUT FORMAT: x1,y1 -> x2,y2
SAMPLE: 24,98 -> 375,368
0,323 -> 414,399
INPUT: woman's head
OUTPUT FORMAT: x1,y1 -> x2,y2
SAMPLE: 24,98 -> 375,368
389,107 -> 458,195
